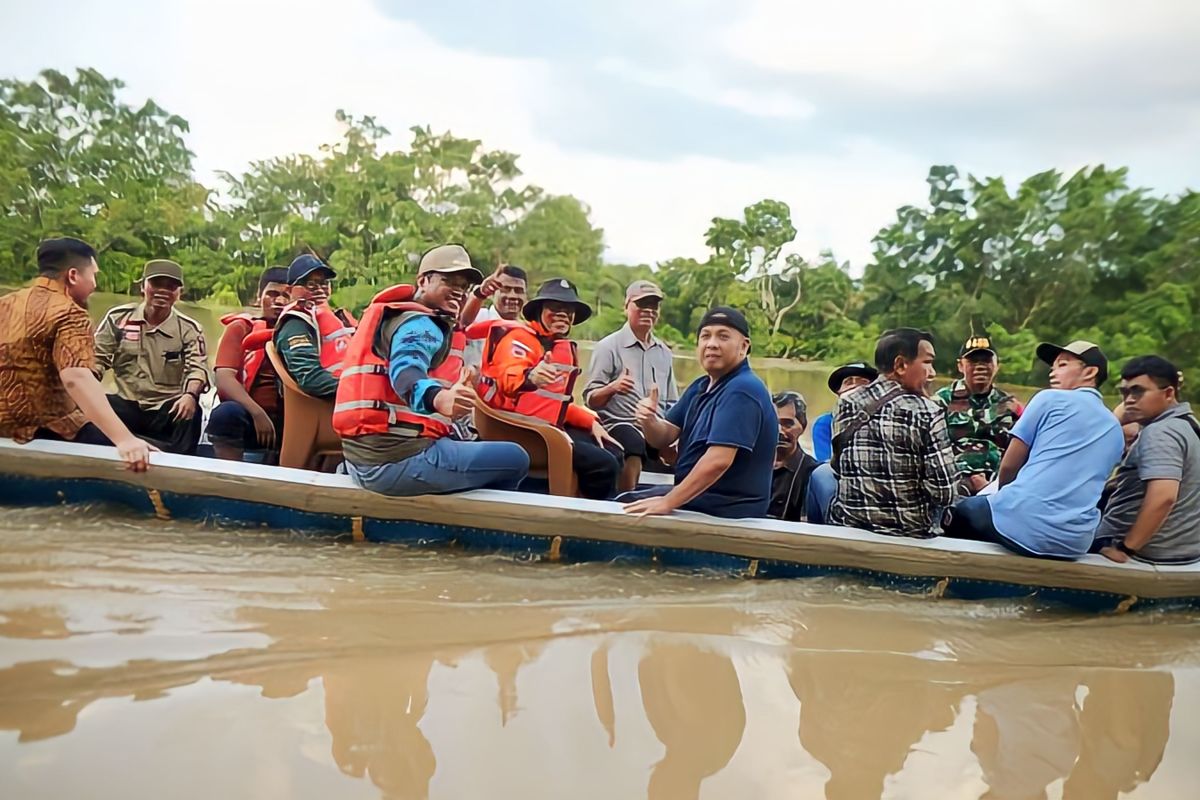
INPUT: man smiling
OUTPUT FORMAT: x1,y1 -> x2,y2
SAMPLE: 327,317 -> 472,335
620,306 -> 776,518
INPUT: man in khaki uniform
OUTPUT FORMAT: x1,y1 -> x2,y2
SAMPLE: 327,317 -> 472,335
94,260 -> 209,454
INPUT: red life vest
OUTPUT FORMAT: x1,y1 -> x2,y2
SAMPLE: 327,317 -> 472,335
275,301 -> 355,378
332,286 -> 455,441
466,319 -> 579,428
368,285 -> 466,384
218,312 -> 274,395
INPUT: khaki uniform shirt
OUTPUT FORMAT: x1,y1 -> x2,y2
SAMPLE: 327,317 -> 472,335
94,302 -> 210,408
0,278 -> 95,442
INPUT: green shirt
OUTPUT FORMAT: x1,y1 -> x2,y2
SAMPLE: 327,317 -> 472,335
274,317 -> 340,398
933,379 -> 1022,478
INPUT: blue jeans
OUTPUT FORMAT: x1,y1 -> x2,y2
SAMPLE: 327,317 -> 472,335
805,462 -> 837,524
346,438 -> 530,497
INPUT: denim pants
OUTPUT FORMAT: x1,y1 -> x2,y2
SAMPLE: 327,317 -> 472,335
346,438 -> 530,497
805,462 -> 837,524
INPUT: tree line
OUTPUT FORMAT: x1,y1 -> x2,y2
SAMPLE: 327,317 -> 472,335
2,68 -> 1197,385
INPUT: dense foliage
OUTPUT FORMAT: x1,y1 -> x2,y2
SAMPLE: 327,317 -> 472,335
3,69 -> 1197,385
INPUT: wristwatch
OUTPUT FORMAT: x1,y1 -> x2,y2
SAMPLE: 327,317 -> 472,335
1116,540 -> 1140,557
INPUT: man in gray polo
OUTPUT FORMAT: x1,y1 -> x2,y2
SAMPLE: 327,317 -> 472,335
584,279 -> 679,491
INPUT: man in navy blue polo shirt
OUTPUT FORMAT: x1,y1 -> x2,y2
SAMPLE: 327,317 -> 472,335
619,306 -> 777,518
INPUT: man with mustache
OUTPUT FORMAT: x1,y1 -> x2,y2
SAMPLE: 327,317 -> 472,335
336,244 -> 529,496
93,259 -> 209,455
768,391 -> 820,522
822,328 -> 959,536
272,254 -> 355,400
584,280 -> 679,492
942,341 -> 1124,558
934,336 -> 1023,494
206,267 -> 291,461
0,237 -> 152,471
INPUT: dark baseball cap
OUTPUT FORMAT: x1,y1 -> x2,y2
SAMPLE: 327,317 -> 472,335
142,259 -> 184,286
287,254 -> 336,285
1036,340 -> 1109,385
960,335 -> 997,358
697,306 -> 749,338
827,362 -> 878,394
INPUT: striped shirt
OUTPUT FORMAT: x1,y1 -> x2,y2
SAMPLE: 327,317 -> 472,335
829,377 -> 960,537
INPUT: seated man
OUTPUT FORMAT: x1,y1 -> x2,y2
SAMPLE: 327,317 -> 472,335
459,263 -> 529,370
0,237 -> 152,470
272,254 -> 355,399
1094,356 -> 1200,564
207,267 -> 291,461
933,336 -> 1023,493
93,259 -> 209,454
583,279 -> 679,491
810,362 -> 876,462
769,391 -> 820,522
942,341 -> 1124,559
476,278 -> 623,500
619,306 -> 776,519
825,328 -> 959,537
335,243 -> 529,495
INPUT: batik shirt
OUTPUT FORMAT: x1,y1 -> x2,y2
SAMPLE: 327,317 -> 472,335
933,380 -> 1022,479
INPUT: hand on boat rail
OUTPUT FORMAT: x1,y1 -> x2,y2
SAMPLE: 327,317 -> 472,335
116,437 -> 157,473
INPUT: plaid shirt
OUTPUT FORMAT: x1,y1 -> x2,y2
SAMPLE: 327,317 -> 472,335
829,377 -> 960,537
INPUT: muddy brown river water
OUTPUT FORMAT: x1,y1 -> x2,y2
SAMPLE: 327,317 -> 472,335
1,504 -> 1198,799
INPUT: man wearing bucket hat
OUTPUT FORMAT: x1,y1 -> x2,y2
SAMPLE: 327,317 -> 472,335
810,362 -> 878,463
335,244 -> 530,497
620,306 -> 777,518
93,259 -> 209,454
584,279 -> 680,491
474,277 -> 624,500
942,340 -> 1124,558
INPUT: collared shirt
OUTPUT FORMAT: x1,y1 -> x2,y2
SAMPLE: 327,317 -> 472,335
769,446 -> 820,522
933,379 -> 1023,479
0,278 -> 96,442
830,377 -> 960,537
94,302 -> 210,408
666,359 -> 777,518
1096,403 -> 1200,563
583,323 -> 679,423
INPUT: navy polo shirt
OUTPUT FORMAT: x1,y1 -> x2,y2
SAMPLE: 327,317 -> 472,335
666,359 -> 777,518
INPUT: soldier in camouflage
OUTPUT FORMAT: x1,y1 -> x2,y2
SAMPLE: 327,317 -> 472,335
933,336 -> 1023,493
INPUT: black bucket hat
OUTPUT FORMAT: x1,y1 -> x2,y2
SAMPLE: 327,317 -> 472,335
827,362 -> 879,394
523,278 -> 592,324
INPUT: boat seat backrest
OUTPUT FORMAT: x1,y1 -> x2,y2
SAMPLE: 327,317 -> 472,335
265,341 -> 343,472
472,397 -> 579,497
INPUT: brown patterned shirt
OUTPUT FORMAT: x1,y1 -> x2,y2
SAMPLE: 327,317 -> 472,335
0,277 -> 96,442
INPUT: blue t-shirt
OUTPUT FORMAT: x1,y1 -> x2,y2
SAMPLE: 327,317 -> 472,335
987,388 -> 1123,557
666,360 -> 777,518
811,412 -> 833,462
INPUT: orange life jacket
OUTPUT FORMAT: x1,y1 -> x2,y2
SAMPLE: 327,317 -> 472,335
466,318 -> 579,428
275,301 -> 355,378
331,286 -> 455,441
219,312 -> 274,394
368,285 -> 466,384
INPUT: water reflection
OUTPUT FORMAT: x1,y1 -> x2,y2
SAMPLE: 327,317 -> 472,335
0,513 -> 1196,799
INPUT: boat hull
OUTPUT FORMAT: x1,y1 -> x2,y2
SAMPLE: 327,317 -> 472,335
2,439 -> 1197,612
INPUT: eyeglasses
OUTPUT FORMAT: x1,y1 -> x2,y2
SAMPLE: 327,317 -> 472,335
544,302 -> 576,317
301,279 -> 332,291
434,273 -> 474,292
633,297 -> 661,310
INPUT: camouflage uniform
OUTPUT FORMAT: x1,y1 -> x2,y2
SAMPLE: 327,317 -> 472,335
934,379 -> 1021,479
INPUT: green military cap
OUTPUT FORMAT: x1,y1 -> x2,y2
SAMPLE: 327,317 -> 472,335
142,259 -> 184,286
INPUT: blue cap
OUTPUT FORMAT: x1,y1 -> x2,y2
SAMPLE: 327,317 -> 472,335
286,254 -> 336,285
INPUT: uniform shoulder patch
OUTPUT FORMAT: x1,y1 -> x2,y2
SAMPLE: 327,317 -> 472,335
175,311 -> 205,332
286,335 -> 315,350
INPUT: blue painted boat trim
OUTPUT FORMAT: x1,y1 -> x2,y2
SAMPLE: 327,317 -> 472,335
3,472 -> 1195,614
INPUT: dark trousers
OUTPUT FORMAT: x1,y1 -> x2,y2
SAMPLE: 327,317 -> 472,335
606,421 -> 672,472
34,423 -> 113,446
205,399 -> 282,452
566,427 -> 622,500
107,395 -> 202,455
941,496 -> 1067,559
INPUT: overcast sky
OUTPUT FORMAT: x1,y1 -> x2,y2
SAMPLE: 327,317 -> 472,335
3,0 -> 1198,268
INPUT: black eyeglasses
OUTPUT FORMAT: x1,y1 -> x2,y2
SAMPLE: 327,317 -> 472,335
634,297 -> 661,310
301,279 -> 332,291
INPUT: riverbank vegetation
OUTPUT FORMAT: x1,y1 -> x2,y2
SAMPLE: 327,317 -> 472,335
2,68 -> 1197,385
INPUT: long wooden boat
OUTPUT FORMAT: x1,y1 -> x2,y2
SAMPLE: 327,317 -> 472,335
1,438 -> 1197,612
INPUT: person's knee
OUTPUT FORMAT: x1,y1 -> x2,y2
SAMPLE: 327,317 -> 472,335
206,401 -> 251,436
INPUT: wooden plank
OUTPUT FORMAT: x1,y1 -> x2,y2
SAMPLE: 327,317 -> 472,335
1,439 -> 1197,600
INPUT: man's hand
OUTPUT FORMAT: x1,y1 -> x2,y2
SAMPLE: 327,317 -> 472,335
1099,545 -> 1129,564
965,473 -> 990,495
434,366 -> 478,420
634,386 -> 661,428
169,393 -> 198,421
251,409 -> 277,449
115,437 -> 156,472
477,266 -> 501,298
608,368 -> 635,396
622,494 -> 675,517
528,358 -> 563,388
591,420 -> 624,452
